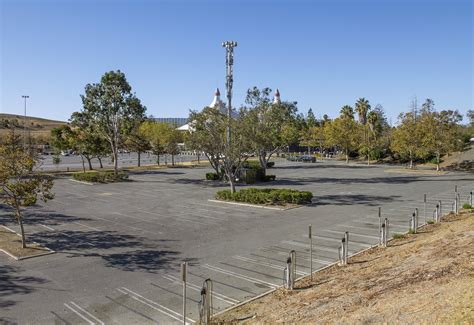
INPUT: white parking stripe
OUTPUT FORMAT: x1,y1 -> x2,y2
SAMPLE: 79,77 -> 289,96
64,303 -> 94,324
69,301 -> 104,325
40,224 -> 55,231
163,275 -> 239,305
73,222 -> 101,232
321,229 -> 379,240
233,255 -> 308,276
203,264 -> 279,289
282,240 -> 340,254
300,234 -> 372,247
118,287 -> 195,324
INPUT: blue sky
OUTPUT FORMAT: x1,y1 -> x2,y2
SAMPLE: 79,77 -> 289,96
1,0 -> 472,123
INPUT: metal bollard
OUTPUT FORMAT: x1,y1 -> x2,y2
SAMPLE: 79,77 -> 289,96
438,200 -> 442,218
309,224 -> 313,281
378,207 -> 382,245
181,262 -> 187,325
410,212 -> 416,233
435,204 -> 439,222
415,208 -> 419,230
199,279 -> 213,325
285,250 -> 296,289
384,218 -> 389,247
456,193 -> 460,214
423,194 -> 427,225
344,231 -> 349,264
454,197 -> 458,215
339,238 -> 347,265
470,191 -> 473,206
381,223 -> 386,247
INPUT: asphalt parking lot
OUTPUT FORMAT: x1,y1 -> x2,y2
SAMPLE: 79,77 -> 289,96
0,159 -> 472,324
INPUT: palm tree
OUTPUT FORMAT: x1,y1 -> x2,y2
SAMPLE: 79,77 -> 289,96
367,111 -> 379,136
355,98 -> 371,125
340,105 -> 354,119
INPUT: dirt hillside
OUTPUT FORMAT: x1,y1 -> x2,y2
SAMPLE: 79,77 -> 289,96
214,211 -> 474,324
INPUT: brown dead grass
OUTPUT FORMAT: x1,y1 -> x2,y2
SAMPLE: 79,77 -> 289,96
213,211 -> 474,324
0,227 -> 52,259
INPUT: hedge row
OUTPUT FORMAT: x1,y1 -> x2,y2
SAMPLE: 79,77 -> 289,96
206,172 -> 220,180
72,171 -> 128,183
215,188 -> 313,205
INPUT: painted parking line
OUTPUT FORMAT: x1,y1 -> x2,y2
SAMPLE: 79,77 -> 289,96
40,224 -> 55,231
117,287 -> 194,324
39,224 -> 96,247
281,240 -> 341,254
300,234 -> 372,248
163,275 -> 239,305
64,301 -> 104,325
250,249 -> 333,268
321,228 -> 378,240
233,255 -> 308,276
203,264 -> 279,289
73,222 -> 102,232
260,246 -> 334,265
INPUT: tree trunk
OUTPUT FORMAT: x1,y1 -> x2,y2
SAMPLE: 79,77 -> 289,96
81,155 -> 86,173
156,154 -> 160,165
319,144 -> 323,160
16,209 -> 26,248
86,157 -> 93,170
229,176 -> 236,193
436,152 -> 440,171
171,154 -> 175,166
98,157 -> 103,168
345,151 -> 349,163
113,148 -> 119,176
197,152 -> 200,164
258,151 -> 267,170
367,153 -> 370,166
137,151 -> 141,167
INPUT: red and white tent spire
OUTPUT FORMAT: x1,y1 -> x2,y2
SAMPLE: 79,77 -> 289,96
209,88 -> 223,108
273,89 -> 281,104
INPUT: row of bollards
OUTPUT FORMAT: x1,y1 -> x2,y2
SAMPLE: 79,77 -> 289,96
181,185 -> 471,324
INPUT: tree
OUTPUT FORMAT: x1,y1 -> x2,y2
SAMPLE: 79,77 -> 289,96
125,121 -> 151,167
80,70 -> 146,176
189,106 -> 251,192
241,87 -> 299,170
0,130 -> 54,248
139,121 -> 169,165
391,112 -> 423,169
300,124 -> 325,158
355,98 -> 371,125
419,109 -> 463,170
324,111 -> 361,163
340,105 -> 354,119
306,108 -> 317,128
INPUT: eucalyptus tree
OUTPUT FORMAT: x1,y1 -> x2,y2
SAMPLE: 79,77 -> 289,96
241,87 -> 299,170
188,106 -> 251,192
0,130 -> 54,248
80,70 -> 146,175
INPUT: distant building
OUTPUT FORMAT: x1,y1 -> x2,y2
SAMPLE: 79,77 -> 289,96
152,117 -> 188,127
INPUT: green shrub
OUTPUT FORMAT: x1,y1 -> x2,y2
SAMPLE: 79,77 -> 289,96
72,171 -> 128,183
408,228 -> 416,234
52,156 -> 61,164
392,233 -> 405,240
427,220 -> 435,224
266,162 -> 275,168
462,203 -> 472,209
215,188 -> 313,205
206,172 -> 220,181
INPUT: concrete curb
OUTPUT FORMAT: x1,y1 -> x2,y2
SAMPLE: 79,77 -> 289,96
208,199 -> 300,211
68,179 -> 94,186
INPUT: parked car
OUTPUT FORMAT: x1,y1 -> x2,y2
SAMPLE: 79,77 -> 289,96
300,155 -> 316,163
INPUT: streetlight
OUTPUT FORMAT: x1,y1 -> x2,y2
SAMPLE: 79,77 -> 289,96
21,95 -> 29,148
222,41 -> 237,146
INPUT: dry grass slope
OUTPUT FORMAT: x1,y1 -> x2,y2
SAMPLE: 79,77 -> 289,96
214,211 -> 474,324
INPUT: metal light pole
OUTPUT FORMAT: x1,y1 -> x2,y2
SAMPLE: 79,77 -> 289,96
222,41 -> 237,146
21,95 -> 29,149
